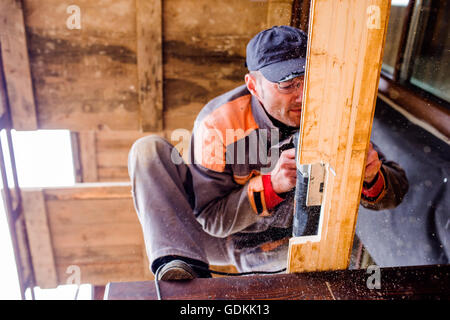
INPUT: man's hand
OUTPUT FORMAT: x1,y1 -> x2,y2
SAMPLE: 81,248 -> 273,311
364,143 -> 382,183
270,148 -> 297,194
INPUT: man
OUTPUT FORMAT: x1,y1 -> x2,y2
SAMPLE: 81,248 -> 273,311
128,26 -> 408,280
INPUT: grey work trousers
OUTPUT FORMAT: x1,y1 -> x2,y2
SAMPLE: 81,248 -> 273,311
128,135 -> 288,273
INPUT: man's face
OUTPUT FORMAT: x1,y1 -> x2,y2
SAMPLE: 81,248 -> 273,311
246,72 -> 304,127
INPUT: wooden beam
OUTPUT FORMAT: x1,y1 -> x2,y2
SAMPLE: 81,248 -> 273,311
136,0 -> 163,132
105,264 -> 450,300
291,0 -> 311,32
0,0 -> 38,130
378,75 -> 450,142
78,131 -> 98,182
267,0 -> 294,27
21,189 -> 58,288
288,0 -> 391,273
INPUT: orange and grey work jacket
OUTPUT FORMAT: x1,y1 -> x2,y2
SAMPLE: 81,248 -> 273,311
187,84 -> 409,248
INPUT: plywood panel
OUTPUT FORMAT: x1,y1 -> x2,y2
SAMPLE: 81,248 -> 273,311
288,0 -> 391,273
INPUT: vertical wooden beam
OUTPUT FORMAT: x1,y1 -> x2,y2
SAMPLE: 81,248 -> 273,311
291,0 -> 311,32
22,189 -> 58,288
288,0 -> 391,273
78,131 -> 98,182
0,0 -> 38,130
70,132 -> 83,183
267,0 -> 294,27
136,0 -> 163,132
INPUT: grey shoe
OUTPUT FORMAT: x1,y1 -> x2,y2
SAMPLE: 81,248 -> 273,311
157,260 -> 196,281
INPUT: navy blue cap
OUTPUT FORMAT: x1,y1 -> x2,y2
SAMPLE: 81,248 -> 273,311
246,26 -> 307,83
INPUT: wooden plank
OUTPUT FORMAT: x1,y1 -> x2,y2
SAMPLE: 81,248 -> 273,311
20,183 -> 153,287
97,149 -> 129,168
288,0 -> 391,273
0,0 -> 38,130
23,0 -> 140,131
106,265 -> 450,300
97,167 -> 130,182
53,244 -> 143,265
267,0 -> 294,27
46,198 -> 138,227
78,131 -> 98,182
136,0 -> 163,132
291,0 -> 311,32
70,132 -> 83,183
56,261 -> 148,286
14,216 -> 35,292
21,189 -> 58,288
378,75 -> 450,141
40,182 -> 132,200
163,0 -> 268,131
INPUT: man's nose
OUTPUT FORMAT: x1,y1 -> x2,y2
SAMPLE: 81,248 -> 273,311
294,86 -> 303,102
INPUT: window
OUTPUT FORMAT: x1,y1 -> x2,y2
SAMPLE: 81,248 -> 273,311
381,0 -> 410,75
381,0 -> 450,106
407,0 -> 449,103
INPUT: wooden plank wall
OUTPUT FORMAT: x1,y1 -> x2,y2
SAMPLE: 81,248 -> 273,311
18,0 -> 297,182
287,0 -> 391,273
19,0 -> 275,132
20,184 -> 154,287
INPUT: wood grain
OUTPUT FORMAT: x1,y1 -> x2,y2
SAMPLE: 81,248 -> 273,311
267,0 -> 294,27
21,189 -> 58,288
20,183 -> 152,287
0,0 -> 38,130
23,0 -> 140,131
288,0 -> 391,273
78,131 -> 98,182
136,0 -> 163,132
106,264 -> 450,300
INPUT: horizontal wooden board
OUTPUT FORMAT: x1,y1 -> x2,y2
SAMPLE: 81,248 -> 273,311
56,261 -> 149,286
46,198 -> 137,225
53,244 -> 143,265
97,167 -> 130,182
106,265 -> 450,300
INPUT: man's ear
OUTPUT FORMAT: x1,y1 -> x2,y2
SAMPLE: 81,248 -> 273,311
245,73 -> 259,98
